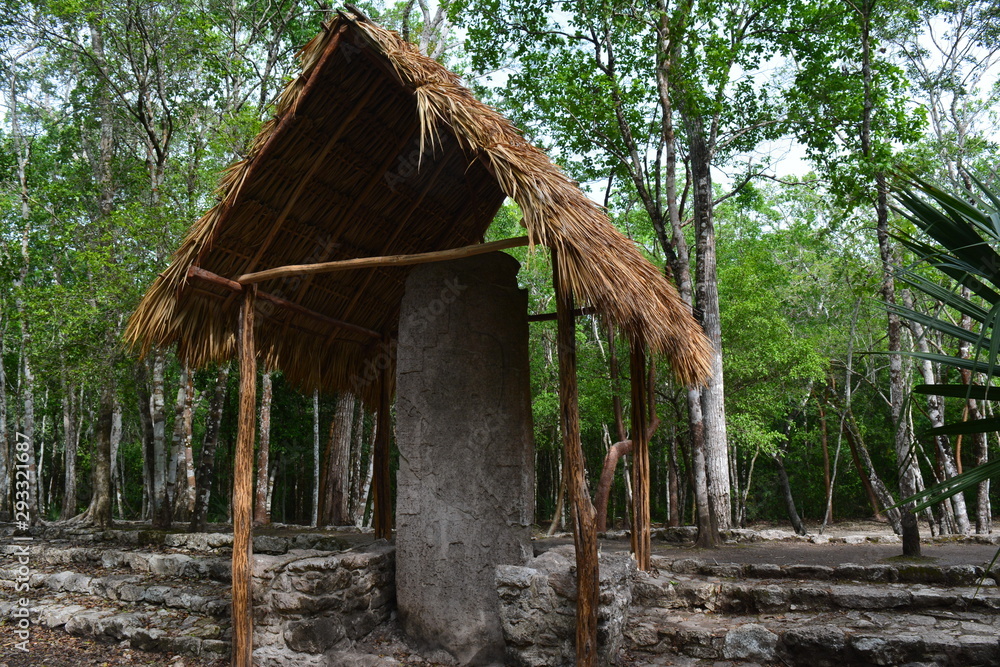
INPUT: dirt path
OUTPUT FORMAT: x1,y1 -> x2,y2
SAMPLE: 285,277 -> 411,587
658,539 -> 1000,569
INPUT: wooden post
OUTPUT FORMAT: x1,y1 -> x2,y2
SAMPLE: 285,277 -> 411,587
629,339 -> 651,571
373,352 -> 393,540
232,287 -> 257,667
553,249 -> 599,666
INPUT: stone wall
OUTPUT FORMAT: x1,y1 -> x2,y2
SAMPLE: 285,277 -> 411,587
495,545 -> 637,667
251,541 -> 396,666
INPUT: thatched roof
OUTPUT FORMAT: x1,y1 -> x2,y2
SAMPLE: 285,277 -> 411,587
125,9 -> 712,406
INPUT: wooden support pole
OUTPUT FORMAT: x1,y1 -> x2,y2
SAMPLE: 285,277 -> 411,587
629,339 -> 651,571
553,249 -> 599,666
237,236 -> 530,285
373,353 -> 393,540
232,288 -> 257,667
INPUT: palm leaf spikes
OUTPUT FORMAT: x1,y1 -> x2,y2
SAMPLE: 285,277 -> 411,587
886,172 -> 1000,516
891,173 -> 1000,381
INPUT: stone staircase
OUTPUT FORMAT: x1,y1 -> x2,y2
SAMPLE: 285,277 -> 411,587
626,556 -> 1000,666
0,525 -> 393,665
0,538 -> 235,661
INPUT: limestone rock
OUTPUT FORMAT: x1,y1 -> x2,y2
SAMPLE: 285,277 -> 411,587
723,623 -> 778,661
496,546 -> 636,667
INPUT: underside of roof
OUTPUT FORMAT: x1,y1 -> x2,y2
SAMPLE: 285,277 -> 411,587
125,10 -> 712,406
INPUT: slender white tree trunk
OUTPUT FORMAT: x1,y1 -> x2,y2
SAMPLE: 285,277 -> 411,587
61,374 -> 78,519
312,389 -> 320,527
150,351 -> 170,528
0,320 -> 8,520
111,400 -> 123,518
254,372 -> 273,525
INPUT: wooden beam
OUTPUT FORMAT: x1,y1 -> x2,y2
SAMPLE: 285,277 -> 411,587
232,288 -> 257,667
527,306 -> 597,322
553,248 -> 599,666
238,236 -> 530,284
629,339 -> 651,571
187,266 -> 381,339
373,353 -> 393,539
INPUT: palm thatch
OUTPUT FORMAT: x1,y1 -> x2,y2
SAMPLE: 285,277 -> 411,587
125,9 -> 712,406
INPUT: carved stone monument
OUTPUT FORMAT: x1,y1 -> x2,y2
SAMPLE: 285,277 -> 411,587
395,252 -> 534,665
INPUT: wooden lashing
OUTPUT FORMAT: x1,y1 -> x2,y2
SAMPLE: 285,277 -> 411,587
232,287 -> 258,667
553,249 -> 599,666
373,350 -> 393,540
629,339 -> 651,571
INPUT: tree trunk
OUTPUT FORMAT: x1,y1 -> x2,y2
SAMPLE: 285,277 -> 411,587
958,303 -> 992,534
859,2 -> 921,556
150,351 -> 170,528
253,371 -> 273,525
820,401 -> 832,525
167,365 -> 188,518
319,418 -> 336,526
61,373 -> 78,520
903,290 -> 969,534
843,416 -> 901,532
689,389 -> 719,547
136,362 -> 155,521
191,364 -> 230,533
180,373 -> 196,518
327,392 -> 355,526
372,364 -> 392,539
688,116 -> 731,530
11,61 -> 38,525
18,327 -> 37,524
357,420 -> 376,527
348,404 -> 365,522
171,368 -> 196,521
312,389 -> 320,527
111,400 -> 123,519
773,453 -> 808,535
667,434 -> 681,528
547,450 -> 566,537
78,386 -> 114,527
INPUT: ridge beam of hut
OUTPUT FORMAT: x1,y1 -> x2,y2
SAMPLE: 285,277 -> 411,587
553,248 -> 599,666
236,235 -> 530,284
